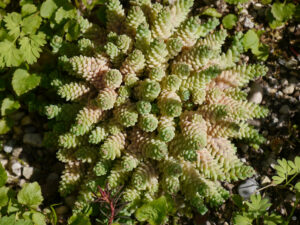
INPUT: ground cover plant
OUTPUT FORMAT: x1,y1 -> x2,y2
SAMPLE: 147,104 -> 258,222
42,0 -> 271,223
0,0 -> 299,224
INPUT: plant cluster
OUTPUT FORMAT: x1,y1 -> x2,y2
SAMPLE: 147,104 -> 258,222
39,0 -> 270,223
0,163 -> 46,225
232,156 -> 300,225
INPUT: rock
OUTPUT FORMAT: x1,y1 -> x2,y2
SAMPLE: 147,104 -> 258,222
23,166 -> 34,179
261,176 -> 271,185
10,112 -> 25,121
0,159 -> 8,167
46,172 -> 59,185
238,178 -> 259,199
3,144 -> 13,153
11,162 -> 22,177
65,196 -> 76,208
248,83 -> 263,104
279,105 -> 290,114
18,178 -> 26,187
283,84 -> 295,95
243,17 -> 254,28
12,147 -> 23,158
23,133 -> 43,147
55,206 -> 68,215
21,116 -> 32,126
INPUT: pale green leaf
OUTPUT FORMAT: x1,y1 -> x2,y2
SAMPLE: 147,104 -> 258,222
294,156 -> 300,172
222,14 -> 237,29
22,14 -> 42,34
0,163 -> 7,187
68,214 -> 92,225
135,196 -> 174,225
246,194 -> 271,217
242,30 -> 259,51
263,213 -> 283,225
12,69 -> 41,96
233,214 -> 253,225
4,12 -> 22,38
295,182 -> 300,193
0,118 -> 13,134
271,2 -> 295,22
17,182 -> 43,209
32,212 -> 46,225
225,0 -> 249,4
0,39 -> 22,67
19,32 -> 46,64
40,0 -> 58,18
0,186 -> 9,207
21,4 -> 37,16
251,43 -> 269,61
201,8 -> 222,18
1,97 -> 20,116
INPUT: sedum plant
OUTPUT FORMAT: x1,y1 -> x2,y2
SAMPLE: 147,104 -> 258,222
43,0 -> 268,222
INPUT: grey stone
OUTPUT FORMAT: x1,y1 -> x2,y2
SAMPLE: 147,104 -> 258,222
23,166 -> 34,179
23,133 -> 43,147
11,162 -> 22,177
238,178 -> 259,199
260,176 -> 271,185
279,105 -> 290,114
12,147 -> 23,158
248,83 -> 263,104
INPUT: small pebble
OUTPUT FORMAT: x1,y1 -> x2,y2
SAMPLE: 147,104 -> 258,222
260,176 -> 271,185
23,166 -> 34,179
55,206 -> 69,215
243,17 -> 254,28
238,178 -> 259,199
283,84 -> 295,95
10,111 -> 25,121
248,83 -> 263,104
11,162 -> 22,177
21,116 -> 32,126
0,159 -> 8,167
12,147 -> 23,158
23,133 -> 43,147
3,145 -> 13,153
18,178 -> 26,187
279,105 -> 290,114
65,196 -> 76,208
292,216 -> 297,221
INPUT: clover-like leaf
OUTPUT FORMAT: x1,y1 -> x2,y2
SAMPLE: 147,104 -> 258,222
263,213 -> 283,225
222,14 -> 237,29
271,2 -> 295,22
40,0 -> 58,18
0,39 -> 22,67
4,12 -> 22,38
17,182 -> 43,209
0,118 -> 13,134
1,97 -> 20,116
233,213 -> 253,225
12,69 -> 41,96
0,163 -> 7,187
242,30 -> 259,52
246,194 -> 271,217
272,158 -> 295,185
0,186 -> 9,207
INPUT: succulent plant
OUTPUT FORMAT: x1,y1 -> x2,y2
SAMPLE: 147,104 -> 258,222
43,0 -> 268,220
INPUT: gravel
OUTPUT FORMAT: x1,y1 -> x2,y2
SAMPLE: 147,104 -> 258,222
23,133 -> 43,147
23,166 -> 34,179
11,162 -> 22,177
